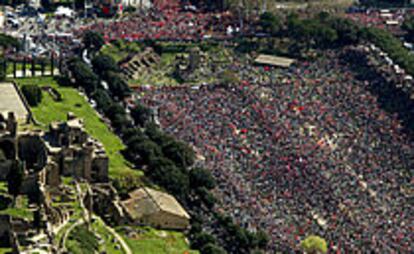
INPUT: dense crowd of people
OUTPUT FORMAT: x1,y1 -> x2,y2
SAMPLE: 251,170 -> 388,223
76,8 -> 249,42
139,50 -> 413,252
345,8 -> 410,33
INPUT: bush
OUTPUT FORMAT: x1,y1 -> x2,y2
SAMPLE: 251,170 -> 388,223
200,243 -> 227,254
0,58 -> 6,81
190,167 -> 216,190
148,157 -> 189,200
91,54 -> 119,78
196,187 -> 216,209
106,73 -> 131,100
301,235 -> 328,254
67,58 -> 99,94
131,104 -> 152,127
259,12 -> 281,35
161,140 -> 195,168
92,88 -> 113,112
83,31 -> 105,52
126,139 -> 162,165
191,232 -> 217,250
21,85 -> 42,106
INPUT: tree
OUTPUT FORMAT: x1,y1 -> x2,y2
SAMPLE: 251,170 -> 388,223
7,162 -> 24,200
68,58 -> 99,94
92,88 -> 113,112
22,85 -> 42,106
250,230 -> 269,249
191,232 -> 217,250
111,113 -> 131,132
259,12 -> 281,35
126,139 -> 162,165
190,168 -> 216,190
196,187 -> 217,209
148,157 -> 189,200
329,18 -> 360,45
131,104 -> 152,127
91,54 -> 119,78
122,127 -> 144,143
200,243 -> 227,254
83,31 -> 105,52
0,58 -> 6,81
0,34 -> 19,53
402,15 -> 414,42
106,72 -> 131,100
301,235 -> 328,254
162,140 -> 196,168
145,122 -> 176,146
105,103 -> 125,121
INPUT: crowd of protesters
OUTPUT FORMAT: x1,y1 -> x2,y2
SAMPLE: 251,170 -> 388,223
344,8 -> 412,33
76,6 -> 251,42
138,49 -> 413,252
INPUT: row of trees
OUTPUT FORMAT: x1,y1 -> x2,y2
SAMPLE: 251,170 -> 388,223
257,11 -> 414,76
361,26 -> 414,76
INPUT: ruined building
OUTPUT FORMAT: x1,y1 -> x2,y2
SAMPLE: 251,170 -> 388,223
45,113 -> 109,183
0,111 -> 109,191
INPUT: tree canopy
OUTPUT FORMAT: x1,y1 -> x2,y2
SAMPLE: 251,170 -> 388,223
402,15 -> 414,43
83,31 -> 105,52
92,54 -> 120,77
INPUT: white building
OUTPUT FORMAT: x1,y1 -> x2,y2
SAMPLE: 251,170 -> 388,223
120,0 -> 152,9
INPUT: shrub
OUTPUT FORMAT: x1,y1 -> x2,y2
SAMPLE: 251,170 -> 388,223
301,235 -> 328,254
191,232 -> 217,250
21,85 -> 42,106
190,167 -> 216,190
131,104 -> 152,127
200,243 -> 227,254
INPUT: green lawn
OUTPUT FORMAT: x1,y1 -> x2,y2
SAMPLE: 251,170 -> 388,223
92,218 -> 125,254
13,77 -> 143,189
0,248 -> 12,254
117,226 -> 197,254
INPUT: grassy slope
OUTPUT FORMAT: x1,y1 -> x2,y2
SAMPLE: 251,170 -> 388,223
0,248 -> 12,254
117,226 -> 198,254
13,77 -> 143,184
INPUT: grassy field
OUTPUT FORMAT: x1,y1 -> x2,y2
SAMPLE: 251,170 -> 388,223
0,248 -> 12,254
92,217 -> 126,254
117,226 -> 198,254
12,77 -> 143,189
